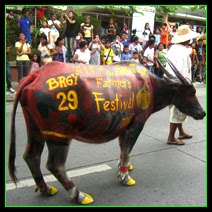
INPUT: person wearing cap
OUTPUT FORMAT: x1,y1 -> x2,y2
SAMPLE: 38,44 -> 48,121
165,25 -> 199,145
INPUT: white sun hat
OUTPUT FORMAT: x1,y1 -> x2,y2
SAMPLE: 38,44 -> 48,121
171,25 -> 200,43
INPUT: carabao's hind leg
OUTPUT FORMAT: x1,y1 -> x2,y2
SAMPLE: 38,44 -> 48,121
45,138 -> 94,205
22,107 -> 56,195
118,122 -> 144,186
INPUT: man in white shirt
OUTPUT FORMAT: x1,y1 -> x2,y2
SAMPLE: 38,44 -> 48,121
166,25 -> 199,145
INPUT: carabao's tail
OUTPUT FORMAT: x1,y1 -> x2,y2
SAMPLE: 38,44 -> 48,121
9,71 -> 40,185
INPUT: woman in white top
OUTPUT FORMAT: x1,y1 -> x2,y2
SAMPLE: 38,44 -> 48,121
38,34 -> 56,66
73,40 -> 98,64
48,13 -> 61,45
39,20 -> 50,42
142,22 -> 152,48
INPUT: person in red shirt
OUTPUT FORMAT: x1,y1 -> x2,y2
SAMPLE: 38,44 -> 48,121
159,23 -> 169,49
36,6 -> 48,24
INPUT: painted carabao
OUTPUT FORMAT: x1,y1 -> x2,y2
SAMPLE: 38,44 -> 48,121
8,60 -> 206,205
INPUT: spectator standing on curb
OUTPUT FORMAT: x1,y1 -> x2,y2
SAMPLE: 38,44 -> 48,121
36,6 -> 49,25
105,18 -> 116,43
52,36 -> 67,63
195,38 -> 206,83
28,52 -> 41,73
39,20 -> 50,42
73,31 -> 86,53
142,22 -> 153,48
111,34 -> 123,63
38,33 -> 56,66
143,39 -> 156,73
73,40 -> 98,64
154,42 -> 166,77
88,34 -> 104,65
6,10 -> 14,29
6,39 -> 15,93
48,13 -> 61,46
17,8 -> 31,46
101,40 -> 114,65
114,21 -> 122,37
160,23 -> 169,49
80,16 -> 94,46
61,10 -> 76,62
121,45 -> 132,61
15,33 -> 31,82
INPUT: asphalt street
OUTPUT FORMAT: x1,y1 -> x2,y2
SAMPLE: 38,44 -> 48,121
5,82 -> 207,207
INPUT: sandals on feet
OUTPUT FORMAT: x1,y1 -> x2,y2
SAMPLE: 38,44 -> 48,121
178,134 -> 193,139
167,140 -> 185,145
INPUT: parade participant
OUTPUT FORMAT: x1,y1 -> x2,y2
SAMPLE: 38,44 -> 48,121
166,25 -> 199,145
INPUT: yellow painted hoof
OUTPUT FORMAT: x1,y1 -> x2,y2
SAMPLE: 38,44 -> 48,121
48,185 -> 58,195
126,178 -> 136,186
128,164 -> 134,171
81,193 -> 94,205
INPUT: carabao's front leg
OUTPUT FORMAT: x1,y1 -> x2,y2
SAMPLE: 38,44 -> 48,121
45,139 -> 94,205
118,123 -> 144,186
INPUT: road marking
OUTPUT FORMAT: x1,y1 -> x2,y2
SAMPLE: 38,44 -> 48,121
6,164 -> 112,191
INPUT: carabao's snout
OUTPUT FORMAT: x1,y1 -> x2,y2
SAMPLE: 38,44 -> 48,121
193,110 -> 206,120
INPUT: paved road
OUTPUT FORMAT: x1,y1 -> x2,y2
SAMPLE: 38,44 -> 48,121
5,83 -> 207,207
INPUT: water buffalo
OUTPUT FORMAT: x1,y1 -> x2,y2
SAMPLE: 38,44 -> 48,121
9,59 -> 206,205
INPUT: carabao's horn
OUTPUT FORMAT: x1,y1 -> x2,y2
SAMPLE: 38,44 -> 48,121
155,57 -> 175,79
166,58 -> 191,86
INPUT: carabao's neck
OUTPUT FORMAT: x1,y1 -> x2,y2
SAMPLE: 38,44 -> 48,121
151,76 -> 173,113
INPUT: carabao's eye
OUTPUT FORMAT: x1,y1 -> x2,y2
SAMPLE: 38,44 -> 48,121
188,88 -> 196,96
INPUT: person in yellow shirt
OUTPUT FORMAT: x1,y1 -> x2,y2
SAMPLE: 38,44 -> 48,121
100,40 -> 114,65
80,16 -> 93,46
15,33 -> 31,82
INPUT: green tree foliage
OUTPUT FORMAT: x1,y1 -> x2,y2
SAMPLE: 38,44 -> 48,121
6,15 -> 21,46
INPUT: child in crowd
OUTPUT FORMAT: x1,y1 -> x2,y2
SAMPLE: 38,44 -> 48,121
121,45 -> 132,61
101,40 -> 114,65
141,56 -> 149,70
131,51 -> 140,63
29,52 -> 41,73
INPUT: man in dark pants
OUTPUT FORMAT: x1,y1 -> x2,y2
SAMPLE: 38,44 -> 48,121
6,39 -> 15,93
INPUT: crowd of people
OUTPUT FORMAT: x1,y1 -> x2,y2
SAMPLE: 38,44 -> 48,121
6,8 -> 206,94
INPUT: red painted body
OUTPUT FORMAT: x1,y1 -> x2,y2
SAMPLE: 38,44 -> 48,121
19,61 -> 156,143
